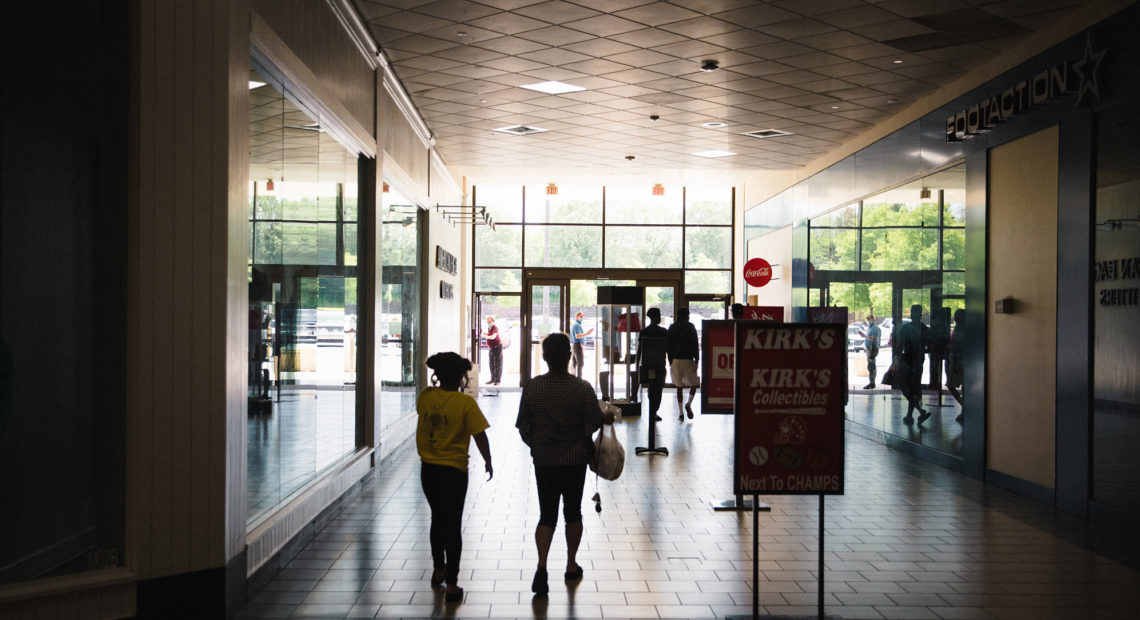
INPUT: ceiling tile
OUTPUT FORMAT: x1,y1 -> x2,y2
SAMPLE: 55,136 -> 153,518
652,39 -> 728,60
468,12 -> 548,35
609,28 -> 688,48
714,4 -> 799,28
769,0 -> 866,16
378,10 -> 454,33
563,14 -> 645,37
756,17 -> 838,39
434,45 -> 505,63
659,16 -> 741,39
471,35 -> 549,55
739,40 -> 815,60
700,30 -> 779,50
614,3 -> 702,27
514,0 -> 602,24
516,25 -> 596,45
478,55 -> 547,72
519,48 -> 594,66
385,34 -> 460,55
600,68 -> 670,85
412,0 -> 501,21
607,49 -> 677,68
561,38 -> 640,57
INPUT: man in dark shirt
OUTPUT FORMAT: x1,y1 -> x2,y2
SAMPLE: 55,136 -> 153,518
667,307 -> 700,420
637,308 -> 669,422
894,304 -> 930,425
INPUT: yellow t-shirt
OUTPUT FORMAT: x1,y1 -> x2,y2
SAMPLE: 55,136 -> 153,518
416,388 -> 490,471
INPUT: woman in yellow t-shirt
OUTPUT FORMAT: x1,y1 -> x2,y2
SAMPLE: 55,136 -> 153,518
417,352 -> 493,603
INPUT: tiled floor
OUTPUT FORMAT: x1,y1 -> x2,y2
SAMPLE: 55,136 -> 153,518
237,391 -> 1140,619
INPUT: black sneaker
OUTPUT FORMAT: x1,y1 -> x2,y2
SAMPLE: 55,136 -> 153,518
903,414 -> 914,424
863,383 -> 875,389
917,411 -> 931,425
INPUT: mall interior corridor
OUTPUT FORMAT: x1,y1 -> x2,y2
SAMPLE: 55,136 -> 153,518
236,393 -> 1140,619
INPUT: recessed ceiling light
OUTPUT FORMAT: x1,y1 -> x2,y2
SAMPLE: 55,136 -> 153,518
702,121 -> 727,128
493,124 -> 549,136
520,81 -> 586,95
691,150 -> 736,158
457,31 -> 467,37
249,80 -> 266,90
893,59 -> 903,64
830,105 -> 839,109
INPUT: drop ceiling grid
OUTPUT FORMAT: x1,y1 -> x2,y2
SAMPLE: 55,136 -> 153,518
352,0 -> 1081,170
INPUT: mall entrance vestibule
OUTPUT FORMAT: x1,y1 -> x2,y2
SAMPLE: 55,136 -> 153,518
472,268 -> 728,388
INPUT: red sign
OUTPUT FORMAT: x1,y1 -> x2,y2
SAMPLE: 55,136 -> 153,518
652,184 -> 665,196
700,320 -> 736,413
733,323 -> 846,495
546,183 -> 558,195
743,306 -> 783,321
743,258 -> 772,287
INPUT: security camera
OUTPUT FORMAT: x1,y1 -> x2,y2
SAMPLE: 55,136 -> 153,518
625,155 -> 635,161
700,59 -> 719,72
649,114 -> 660,121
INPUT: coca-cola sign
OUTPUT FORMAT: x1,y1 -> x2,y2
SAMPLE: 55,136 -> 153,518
743,257 -> 772,287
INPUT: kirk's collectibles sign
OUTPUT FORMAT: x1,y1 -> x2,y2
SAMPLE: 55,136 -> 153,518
733,323 -> 846,495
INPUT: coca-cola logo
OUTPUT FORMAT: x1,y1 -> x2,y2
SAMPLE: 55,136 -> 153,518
743,258 -> 773,287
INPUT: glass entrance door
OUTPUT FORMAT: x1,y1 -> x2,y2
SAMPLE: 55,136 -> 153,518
526,281 -> 568,380
475,293 -> 521,388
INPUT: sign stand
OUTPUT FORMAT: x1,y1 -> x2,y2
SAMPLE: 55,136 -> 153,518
635,407 -> 668,456
727,322 -> 844,620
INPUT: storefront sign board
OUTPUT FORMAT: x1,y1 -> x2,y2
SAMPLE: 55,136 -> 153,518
733,322 -> 846,495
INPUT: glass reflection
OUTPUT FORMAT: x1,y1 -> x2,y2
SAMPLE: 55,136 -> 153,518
247,67 -> 359,524
380,187 -> 422,427
807,164 -> 967,457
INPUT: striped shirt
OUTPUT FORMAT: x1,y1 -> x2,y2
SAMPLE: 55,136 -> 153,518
516,372 -> 602,466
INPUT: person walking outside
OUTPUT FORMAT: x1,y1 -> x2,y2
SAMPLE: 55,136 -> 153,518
516,333 -> 614,597
667,307 -> 700,420
482,315 -> 503,385
637,308 -> 669,422
894,304 -> 930,425
569,311 -> 594,379
863,314 -> 881,389
416,352 -> 493,602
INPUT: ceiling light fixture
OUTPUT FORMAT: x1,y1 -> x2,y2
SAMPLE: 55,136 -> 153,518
691,150 -> 736,158
457,31 -> 467,37
893,59 -> 903,64
702,122 -> 727,128
493,124 -> 548,136
743,129 -> 792,139
520,80 -> 586,95
700,59 -> 719,72
249,80 -> 266,90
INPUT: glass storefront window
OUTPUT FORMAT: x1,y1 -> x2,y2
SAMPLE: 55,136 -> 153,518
860,228 -> 938,270
475,184 -> 523,223
812,203 -> 859,227
475,268 -> 522,292
247,64 -> 361,525
525,185 -> 602,223
685,226 -> 732,269
685,186 -> 732,224
525,225 -> 602,267
685,270 -> 731,294
381,187 -> 422,427
606,185 -> 683,224
605,226 -> 682,268
1093,97 -> 1140,517
810,228 -> 857,270
476,224 -> 522,267
943,228 -> 965,270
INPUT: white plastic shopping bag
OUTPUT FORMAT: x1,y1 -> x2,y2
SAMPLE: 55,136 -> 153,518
590,423 -> 625,481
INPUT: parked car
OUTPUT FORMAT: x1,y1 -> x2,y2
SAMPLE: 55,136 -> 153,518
847,324 -> 865,351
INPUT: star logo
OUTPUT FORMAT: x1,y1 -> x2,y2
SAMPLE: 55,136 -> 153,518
1072,32 -> 1106,107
